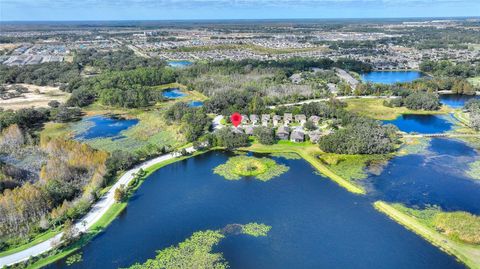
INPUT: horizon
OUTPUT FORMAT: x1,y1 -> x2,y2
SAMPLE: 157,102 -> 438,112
1,0 -> 479,21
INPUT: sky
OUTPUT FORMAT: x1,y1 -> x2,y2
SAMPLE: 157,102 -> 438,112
1,0 -> 479,21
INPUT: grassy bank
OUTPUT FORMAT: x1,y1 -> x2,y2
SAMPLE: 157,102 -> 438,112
240,141 -> 366,194
19,149 -> 211,269
0,229 -> 60,258
374,201 -> 480,269
345,98 -> 452,120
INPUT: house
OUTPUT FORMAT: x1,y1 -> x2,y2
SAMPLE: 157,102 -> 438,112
231,127 -> 244,135
272,115 -> 282,126
283,113 -> 293,125
290,127 -> 305,142
250,114 -> 259,125
276,125 -> 290,140
244,126 -> 254,135
308,115 -> 321,125
241,114 -> 249,125
308,130 -> 322,143
261,114 -> 271,126
295,114 -> 307,125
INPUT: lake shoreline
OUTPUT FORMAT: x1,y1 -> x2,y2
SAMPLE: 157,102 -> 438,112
374,201 -> 480,269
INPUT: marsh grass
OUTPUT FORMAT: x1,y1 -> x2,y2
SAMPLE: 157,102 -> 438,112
213,156 -> 289,181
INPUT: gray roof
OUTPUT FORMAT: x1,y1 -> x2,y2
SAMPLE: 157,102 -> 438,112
283,113 -> 293,121
276,125 -> 290,134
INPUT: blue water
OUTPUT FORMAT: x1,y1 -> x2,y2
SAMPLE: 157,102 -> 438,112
47,151 -> 467,269
162,88 -> 186,99
188,101 -> 204,107
361,71 -> 423,84
440,94 -> 479,108
74,115 -> 138,140
384,114 -> 453,134
167,60 -> 193,68
368,138 -> 480,214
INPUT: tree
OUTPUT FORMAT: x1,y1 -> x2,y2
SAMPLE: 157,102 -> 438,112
214,128 -> 249,150
304,120 -> 317,131
114,184 -> 127,203
61,219 -> 79,246
253,126 -> 275,145
404,92 -> 440,110
48,100 -> 61,108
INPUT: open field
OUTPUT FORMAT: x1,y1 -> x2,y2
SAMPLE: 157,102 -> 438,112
0,84 -> 70,110
240,141 -> 366,194
374,201 -> 480,269
345,98 -> 452,120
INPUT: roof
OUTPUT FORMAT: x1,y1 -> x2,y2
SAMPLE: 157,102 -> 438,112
276,125 -> 290,134
283,113 -> 293,120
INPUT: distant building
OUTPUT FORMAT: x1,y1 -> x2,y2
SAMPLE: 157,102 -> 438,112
290,127 -> 305,142
250,114 -> 259,125
272,115 -> 282,126
244,126 -> 255,135
295,114 -> 307,125
261,114 -> 271,126
283,113 -> 293,125
276,126 -> 290,140
308,130 -> 322,143
231,127 -> 244,135
241,114 -> 249,125
308,115 -> 321,125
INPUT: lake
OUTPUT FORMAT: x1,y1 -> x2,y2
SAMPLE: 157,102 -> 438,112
361,71 -> 423,84
440,94 -> 479,108
47,151 -> 466,269
162,88 -> 186,99
384,114 -> 453,134
74,115 -> 139,140
367,138 -> 480,214
167,60 -> 193,68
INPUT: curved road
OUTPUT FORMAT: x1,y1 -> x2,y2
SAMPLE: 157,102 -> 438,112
0,147 -> 196,267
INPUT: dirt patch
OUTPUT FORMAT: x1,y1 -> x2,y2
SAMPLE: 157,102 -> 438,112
0,84 -> 70,110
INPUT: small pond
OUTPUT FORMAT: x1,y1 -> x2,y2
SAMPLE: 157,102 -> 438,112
47,151 -> 466,269
167,60 -> 193,68
384,114 -> 453,134
74,115 -> 138,140
188,101 -> 204,107
361,71 -> 423,84
162,88 -> 186,99
440,94 -> 479,109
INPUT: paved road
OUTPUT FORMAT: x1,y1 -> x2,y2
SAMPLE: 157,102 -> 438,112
212,115 -> 224,130
0,147 -> 196,267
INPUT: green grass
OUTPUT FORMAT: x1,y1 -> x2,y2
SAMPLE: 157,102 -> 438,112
374,201 -> 480,269
318,153 -> 390,181
345,98 -> 452,120
213,155 -> 289,181
466,160 -> 480,180
239,142 -> 366,194
241,223 -> 272,237
0,228 -> 60,258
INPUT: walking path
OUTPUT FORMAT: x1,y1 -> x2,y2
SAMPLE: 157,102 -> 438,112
0,147 -> 195,267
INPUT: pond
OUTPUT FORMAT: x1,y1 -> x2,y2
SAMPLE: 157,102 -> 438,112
361,71 -> 423,84
162,88 -> 186,99
383,114 -> 453,134
188,100 -> 204,107
167,60 -> 193,68
74,115 -> 139,140
47,151 -> 466,269
440,94 -> 479,109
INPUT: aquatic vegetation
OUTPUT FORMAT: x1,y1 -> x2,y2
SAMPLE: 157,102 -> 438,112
126,223 -> 270,269
319,153 -> 390,181
65,253 -> 82,266
213,156 -> 289,181
241,223 -> 272,237
466,160 -> 480,180
398,137 -> 431,155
